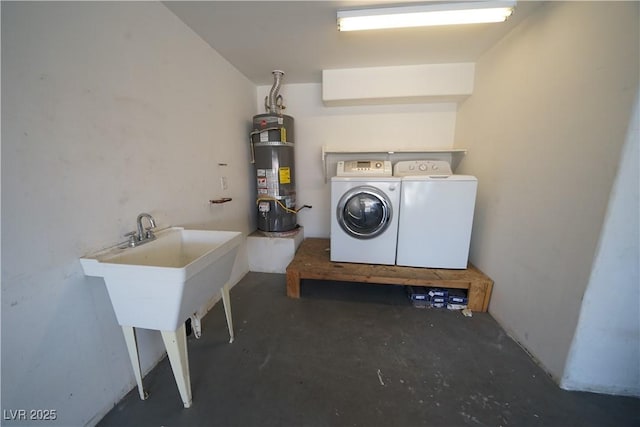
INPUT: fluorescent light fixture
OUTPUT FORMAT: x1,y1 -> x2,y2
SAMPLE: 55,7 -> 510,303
337,1 -> 516,31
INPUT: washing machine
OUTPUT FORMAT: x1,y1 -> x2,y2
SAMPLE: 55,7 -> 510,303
394,160 -> 477,269
331,160 -> 400,265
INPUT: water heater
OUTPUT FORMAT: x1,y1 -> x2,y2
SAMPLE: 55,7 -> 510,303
250,70 -> 297,233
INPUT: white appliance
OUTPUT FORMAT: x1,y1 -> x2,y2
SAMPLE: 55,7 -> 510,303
394,160 -> 477,269
331,163 -> 400,264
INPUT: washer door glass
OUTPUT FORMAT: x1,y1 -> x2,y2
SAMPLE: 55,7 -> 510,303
337,186 -> 392,239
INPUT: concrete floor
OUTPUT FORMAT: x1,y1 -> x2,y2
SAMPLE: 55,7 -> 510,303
99,272 -> 639,426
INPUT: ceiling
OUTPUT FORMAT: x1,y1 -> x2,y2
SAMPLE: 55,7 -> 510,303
164,1 -> 541,85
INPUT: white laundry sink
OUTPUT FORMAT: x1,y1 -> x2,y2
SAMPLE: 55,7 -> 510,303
80,226 -> 243,408
81,226 -> 242,331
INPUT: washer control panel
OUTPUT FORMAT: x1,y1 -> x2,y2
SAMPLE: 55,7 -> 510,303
336,160 -> 392,176
393,160 -> 453,177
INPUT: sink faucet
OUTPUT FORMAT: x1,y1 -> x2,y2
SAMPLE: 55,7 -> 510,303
137,213 -> 156,241
122,213 -> 157,248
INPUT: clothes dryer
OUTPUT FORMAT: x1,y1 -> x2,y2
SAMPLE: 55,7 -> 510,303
394,160 -> 477,269
331,175 -> 401,265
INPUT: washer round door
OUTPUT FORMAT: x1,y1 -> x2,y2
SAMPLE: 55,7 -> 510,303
337,186 -> 393,239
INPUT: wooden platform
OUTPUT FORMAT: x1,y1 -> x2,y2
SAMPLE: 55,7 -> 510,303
285,238 -> 494,312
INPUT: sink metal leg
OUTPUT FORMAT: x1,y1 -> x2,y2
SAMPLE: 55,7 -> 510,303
121,326 -> 148,401
161,324 -> 192,408
221,282 -> 234,343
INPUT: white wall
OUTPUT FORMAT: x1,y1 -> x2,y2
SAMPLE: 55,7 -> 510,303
453,1 -> 639,381
562,94 -> 640,396
256,83 -> 458,237
1,2 -> 256,425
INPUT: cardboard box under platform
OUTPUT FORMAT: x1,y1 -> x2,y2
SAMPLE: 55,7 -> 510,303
285,238 -> 493,312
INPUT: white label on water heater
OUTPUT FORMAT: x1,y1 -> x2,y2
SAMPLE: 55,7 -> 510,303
265,169 -> 279,197
260,130 -> 269,142
258,201 -> 270,212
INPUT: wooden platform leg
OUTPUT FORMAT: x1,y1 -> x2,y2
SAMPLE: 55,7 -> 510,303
286,269 -> 300,298
481,279 -> 494,312
467,279 -> 494,312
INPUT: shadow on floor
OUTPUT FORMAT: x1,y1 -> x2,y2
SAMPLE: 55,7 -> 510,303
98,272 -> 639,427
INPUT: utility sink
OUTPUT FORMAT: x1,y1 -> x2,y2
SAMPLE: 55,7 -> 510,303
81,226 -> 243,408
81,226 -> 242,331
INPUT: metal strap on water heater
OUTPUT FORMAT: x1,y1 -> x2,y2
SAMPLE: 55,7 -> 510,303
254,141 -> 295,147
248,126 -> 281,164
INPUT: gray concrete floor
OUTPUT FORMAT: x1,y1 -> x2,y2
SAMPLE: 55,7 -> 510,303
99,272 -> 639,426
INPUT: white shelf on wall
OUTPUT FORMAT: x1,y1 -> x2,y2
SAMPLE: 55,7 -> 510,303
322,146 -> 467,181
